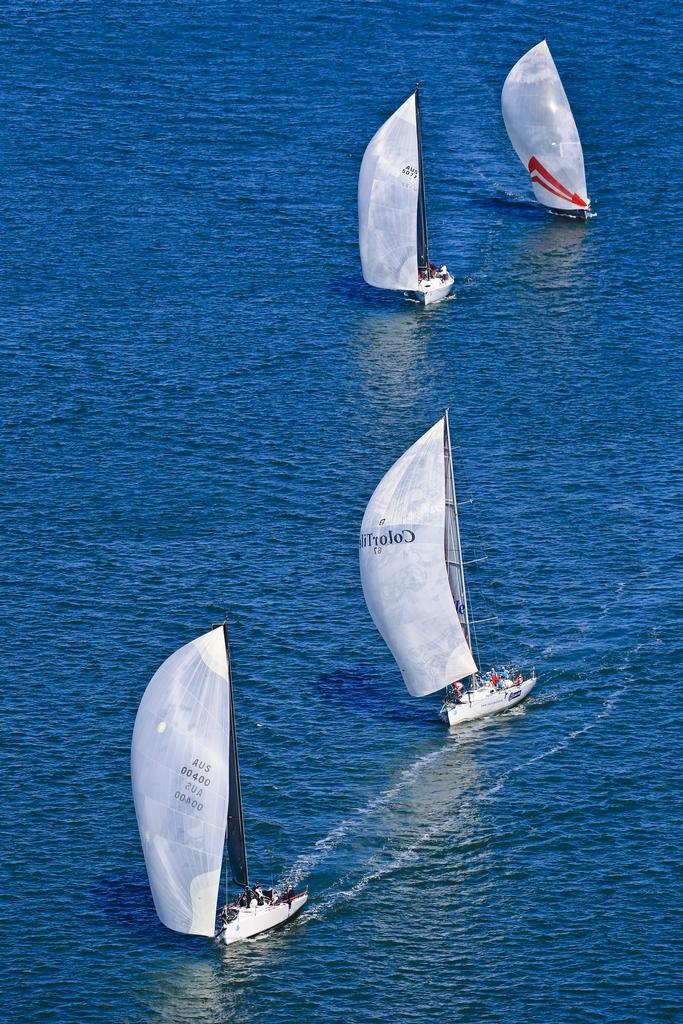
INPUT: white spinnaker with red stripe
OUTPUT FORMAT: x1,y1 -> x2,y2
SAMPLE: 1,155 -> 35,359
502,40 -> 589,213
359,418 -> 477,698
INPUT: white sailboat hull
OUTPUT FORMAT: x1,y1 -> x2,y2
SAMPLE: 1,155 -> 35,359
439,675 -> 537,726
217,891 -> 308,944
405,274 -> 454,305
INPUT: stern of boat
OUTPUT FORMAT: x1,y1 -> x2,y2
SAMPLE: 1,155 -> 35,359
405,274 -> 454,305
217,888 -> 308,945
439,673 -> 537,726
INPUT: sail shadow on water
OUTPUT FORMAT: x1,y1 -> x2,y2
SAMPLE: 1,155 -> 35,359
316,666 -> 436,726
91,873 -> 202,949
478,194 -> 546,217
329,274 -> 398,306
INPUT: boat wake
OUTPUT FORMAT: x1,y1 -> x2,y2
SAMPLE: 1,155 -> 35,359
285,747 -> 447,887
484,685 -> 625,797
306,818 -> 443,921
287,684 -> 626,918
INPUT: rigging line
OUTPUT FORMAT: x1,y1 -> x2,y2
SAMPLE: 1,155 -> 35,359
468,598 -> 482,668
452,512 -> 480,666
457,475 -> 506,657
447,445 -> 485,664
444,412 -> 477,673
450,444 -> 507,665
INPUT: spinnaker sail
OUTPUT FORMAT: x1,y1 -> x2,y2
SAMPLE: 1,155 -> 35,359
358,93 -> 420,290
501,40 -> 589,213
131,627 -> 231,936
359,418 -> 478,697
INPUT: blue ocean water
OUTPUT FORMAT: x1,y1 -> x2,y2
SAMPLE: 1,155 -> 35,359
2,2 -> 682,1022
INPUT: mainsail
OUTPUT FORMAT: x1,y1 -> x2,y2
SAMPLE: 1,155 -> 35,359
414,87 -> 429,275
359,418 -> 478,697
501,40 -> 589,213
358,92 -> 420,290
225,624 -> 249,891
131,627 -> 231,936
443,413 -> 471,653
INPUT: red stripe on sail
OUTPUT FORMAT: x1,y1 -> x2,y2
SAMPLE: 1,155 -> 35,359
531,176 -> 576,202
528,155 -> 587,208
528,156 -> 573,198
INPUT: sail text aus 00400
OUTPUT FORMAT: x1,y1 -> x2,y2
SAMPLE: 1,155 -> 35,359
359,528 -> 416,550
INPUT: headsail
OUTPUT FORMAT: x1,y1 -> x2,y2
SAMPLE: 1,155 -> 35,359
359,418 -> 478,697
131,627 -> 230,936
501,41 -> 589,213
358,93 -> 420,290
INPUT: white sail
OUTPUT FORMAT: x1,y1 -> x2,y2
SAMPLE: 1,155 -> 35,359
502,40 -> 589,213
131,627 -> 230,937
358,93 -> 420,290
359,418 -> 477,697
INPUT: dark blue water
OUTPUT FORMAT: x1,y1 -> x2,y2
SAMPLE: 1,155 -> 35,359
2,2 -> 682,1022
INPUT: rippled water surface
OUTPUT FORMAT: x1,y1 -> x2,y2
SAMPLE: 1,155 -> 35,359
2,2 -> 682,1023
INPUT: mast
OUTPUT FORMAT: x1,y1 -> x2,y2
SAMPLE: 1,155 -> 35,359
414,85 -> 430,276
222,621 -> 249,896
443,411 -> 474,674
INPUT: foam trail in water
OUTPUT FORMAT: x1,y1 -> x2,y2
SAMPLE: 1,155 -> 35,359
288,686 -> 627,902
307,818 -> 446,921
308,689 -> 624,915
310,793 -> 494,920
285,747 -> 446,886
483,686 -> 625,797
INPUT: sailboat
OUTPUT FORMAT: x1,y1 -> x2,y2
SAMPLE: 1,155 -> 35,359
501,41 -> 591,218
359,414 -> 536,726
358,87 -> 454,305
131,621 -> 308,944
